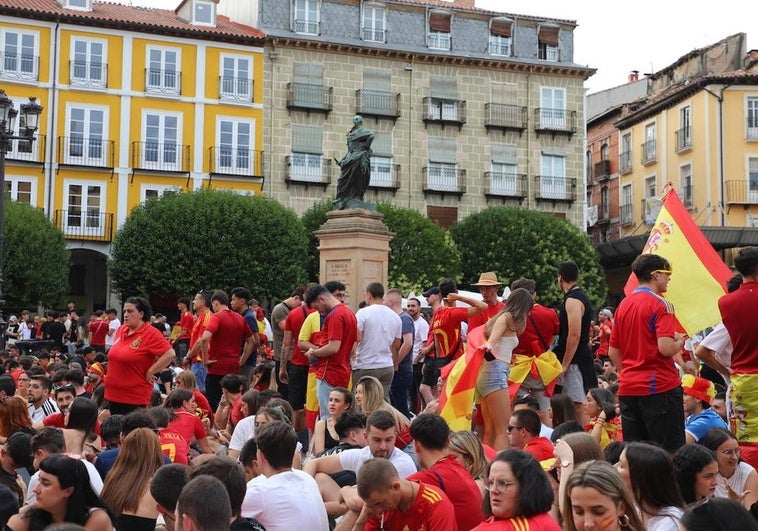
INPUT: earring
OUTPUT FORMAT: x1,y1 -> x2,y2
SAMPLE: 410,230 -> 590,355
617,513 -> 630,527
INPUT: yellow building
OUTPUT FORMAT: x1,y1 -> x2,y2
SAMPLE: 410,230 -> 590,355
0,0 -> 264,310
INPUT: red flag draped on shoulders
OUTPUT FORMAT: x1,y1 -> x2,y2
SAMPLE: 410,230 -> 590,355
623,187 -> 732,336
439,325 -> 486,431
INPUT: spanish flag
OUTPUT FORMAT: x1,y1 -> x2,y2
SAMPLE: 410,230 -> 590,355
439,325 -> 486,431
624,187 -> 732,336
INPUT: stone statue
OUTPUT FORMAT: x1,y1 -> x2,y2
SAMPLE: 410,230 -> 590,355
333,115 -> 375,210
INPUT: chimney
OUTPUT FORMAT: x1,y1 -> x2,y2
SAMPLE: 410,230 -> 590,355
628,70 -> 639,83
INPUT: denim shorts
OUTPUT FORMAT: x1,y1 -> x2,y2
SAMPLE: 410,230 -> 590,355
476,358 -> 510,397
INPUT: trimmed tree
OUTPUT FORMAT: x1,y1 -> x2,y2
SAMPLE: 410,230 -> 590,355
450,207 -> 606,308
4,200 -> 69,308
301,201 -> 462,293
110,189 -> 309,301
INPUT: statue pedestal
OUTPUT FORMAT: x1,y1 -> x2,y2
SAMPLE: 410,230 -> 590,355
315,209 -> 393,311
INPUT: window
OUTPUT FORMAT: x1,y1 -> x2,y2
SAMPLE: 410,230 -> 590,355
63,181 -> 105,237
540,87 -> 566,129
620,133 -> 632,173
4,177 -> 36,204
360,69 -> 395,117
290,125 -> 324,182
680,164 -> 693,206
362,4 -> 386,43
538,24 -> 559,61
71,38 -> 106,87
642,123 -> 656,163
369,132 -> 394,187
600,186 -> 609,219
540,153 -> 566,199
586,150 -> 592,180
220,55 -> 252,101
488,18 -> 512,56
294,0 -> 319,34
677,106 -> 692,150
289,62 -> 329,110
146,46 -> 180,94
428,10 -> 452,50
142,112 -> 182,170
427,76 -> 460,121
620,184 -> 633,224
747,98 -> 758,139
601,143 -> 609,160
66,105 -> 107,165
427,137 -> 459,191
217,118 -> 254,175
1,29 -> 38,79
643,176 -> 660,224
66,0 -> 90,9
645,176 -> 656,198
140,185 -> 180,203
749,157 -> 758,203
490,144 -> 517,194
193,0 -> 215,25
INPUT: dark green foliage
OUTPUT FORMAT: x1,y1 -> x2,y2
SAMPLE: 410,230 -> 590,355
110,189 -> 308,301
4,200 -> 69,307
450,207 -> 606,308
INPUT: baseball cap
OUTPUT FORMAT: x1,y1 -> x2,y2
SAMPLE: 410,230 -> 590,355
422,286 -> 440,298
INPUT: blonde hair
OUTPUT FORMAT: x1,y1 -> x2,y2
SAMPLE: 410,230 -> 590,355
356,376 -> 409,430
449,430 -> 489,480
175,370 -> 198,390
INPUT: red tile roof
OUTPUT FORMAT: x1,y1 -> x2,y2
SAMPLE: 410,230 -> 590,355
0,0 -> 264,41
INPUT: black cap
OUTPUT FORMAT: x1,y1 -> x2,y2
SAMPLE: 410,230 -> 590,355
422,286 -> 440,298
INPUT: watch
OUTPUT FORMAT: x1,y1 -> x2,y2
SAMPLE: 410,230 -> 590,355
561,459 -> 573,467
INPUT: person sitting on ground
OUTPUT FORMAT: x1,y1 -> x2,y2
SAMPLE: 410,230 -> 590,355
60,397 -> 102,458
513,395 -> 553,439
226,389 -> 262,460
682,375 -> 727,443
150,463 -> 189,531
175,476 -> 231,531
238,439 -> 260,483
148,407 -> 190,465
673,444 -> 719,504
94,409 -> 161,479
354,376 -> 412,451
508,409 -> 554,461
27,374 -> 59,423
214,374 -> 247,433
315,411 -> 367,457
680,496 -> 758,531
448,430 -> 490,496
163,389 -> 213,455
312,387 -> 353,456
0,484 -> 18,529
0,396 -> 35,444
702,427 -> 758,508
0,432 -> 32,507
583,387 -> 622,449
174,370 -> 214,425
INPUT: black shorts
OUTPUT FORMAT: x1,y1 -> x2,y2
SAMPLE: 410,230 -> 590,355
421,357 -> 453,387
287,363 -> 308,410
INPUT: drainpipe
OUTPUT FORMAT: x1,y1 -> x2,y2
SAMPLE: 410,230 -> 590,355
406,55 -> 415,209
267,40 -> 278,197
46,20 -> 61,218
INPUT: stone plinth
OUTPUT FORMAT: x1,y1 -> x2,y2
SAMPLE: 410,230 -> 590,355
315,209 -> 393,311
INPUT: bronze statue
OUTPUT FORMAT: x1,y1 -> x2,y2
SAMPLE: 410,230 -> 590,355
333,115 -> 375,210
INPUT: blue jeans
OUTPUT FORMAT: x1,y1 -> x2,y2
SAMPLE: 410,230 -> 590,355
190,362 -> 207,393
390,366 -> 413,419
316,378 -> 336,420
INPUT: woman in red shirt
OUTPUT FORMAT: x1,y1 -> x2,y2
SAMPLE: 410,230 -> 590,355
164,388 -> 213,454
103,297 -> 175,415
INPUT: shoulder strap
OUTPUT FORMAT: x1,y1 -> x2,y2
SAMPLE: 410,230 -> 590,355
529,314 -> 550,351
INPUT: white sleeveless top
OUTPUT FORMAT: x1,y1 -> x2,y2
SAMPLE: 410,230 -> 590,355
715,461 -> 755,499
491,336 -> 519,364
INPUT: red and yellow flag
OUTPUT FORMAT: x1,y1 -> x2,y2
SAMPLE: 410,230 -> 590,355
623,188 -> 732,336
438,325 -> 485,431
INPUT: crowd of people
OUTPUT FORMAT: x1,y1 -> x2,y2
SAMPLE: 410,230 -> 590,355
0,246 -> 755,530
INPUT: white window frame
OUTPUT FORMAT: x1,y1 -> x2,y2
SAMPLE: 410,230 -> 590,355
293,0 -> 320,35
141,110 -> 183,171
62,179 -> 107,237
361,3 -> 386,43
643,122 -> 657,162
369,156 -> 393,188
539,153 -> 567,199
680,163 -> 693,206
70,37 -> 106,87
488,34 -> 511,56
427,162 -> 459,192
1,28 -> 39,79
539,42 -> 559,61
540,87 -> 566,129
140,184 -> 182,203
146,45 -> 181,95
748,156 -> 758,203
219,54 -> 252,101
621,183 -> 633,224
216,117 -> 255,176
490,161 -> 518,195
746,96 -> 758,140
65,103 -> 108,166
193,0 -> 215,26
4,175 -> 37,204
290,153 -> 323,182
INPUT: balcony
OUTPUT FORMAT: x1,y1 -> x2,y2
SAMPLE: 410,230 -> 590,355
356,90 -> 400,120
54,210 -> 114,242
209,147 -> 263,177
57,137 -> 114,168
534,108 -> 576,138
619,203 -> 634,225
145,68 -> 181,95
619,151 -> 632,175
597,203 -> 610,224
641,139 -> 656,165
484,172 -> 527,202
69,60 -> 107,88
488,37 -> 511,57
747,120 -> 758,140
285,154 -> 332,188
5,134 -> 45,163
534,175 -> 576,203
131,142 -> 190,172
675,126 -> 692,153
428,32 -> 451,50
423,97 -> 466,129
0,52 -> 39,80
423,166 -> 465,197
286,83 -> 333,113
594,160 -> 611,182
294,19 -> 320,35
362,27 -> 386,43
538,45 -> 560,61
681,183 -> 693,208
725,180 -> 758,205
368,162 -> 400,190
484,103 -> 527,133
219,76 -> 253,102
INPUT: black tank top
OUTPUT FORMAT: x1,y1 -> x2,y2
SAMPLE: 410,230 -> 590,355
555,286 -> 596,392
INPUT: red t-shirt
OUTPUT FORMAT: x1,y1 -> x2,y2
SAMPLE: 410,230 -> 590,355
514,304 -> 559,356
168,410 -> 206,445
230,395 -> 244,428
284,305 -> 315,367
472,513 -> 561,531
408,455 -> 483,531
104,323 -> 170,405
190,311 -> 212,362
205,309 -> 253,376
159,427 -> 190,465
178,311 -> 194,341
364,483 -> 456,531
316,304 -> 357,387
524,436 -> 555,462
719,280 -> 758,374
610,287 -> 679,396
431,306 -> 469,359
596,320 -> 613,357
468,301 -> 504,332
88,320 -> 108,346
193,389 -> 213,424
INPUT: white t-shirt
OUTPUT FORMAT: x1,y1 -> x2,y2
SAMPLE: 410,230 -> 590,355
241,469 -> 329,531
338,446 -> 417,478
106,318 -> 121,346
412,316 -> 430,362
700,323 -> 733,385
354,304 -> 402,369
26,457 -> 103,504
19,321 -> 31,341
715,461 -> 756,499
228,416 -> 302,454
647,506 -> 682,531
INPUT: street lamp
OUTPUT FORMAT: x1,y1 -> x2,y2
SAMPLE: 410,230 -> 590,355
0,90 -> 43,347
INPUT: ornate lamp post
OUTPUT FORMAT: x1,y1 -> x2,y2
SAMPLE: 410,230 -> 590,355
0,90 -> 43,346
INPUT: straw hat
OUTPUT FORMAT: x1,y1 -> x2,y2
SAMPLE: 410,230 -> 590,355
471,272 -> 505,287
